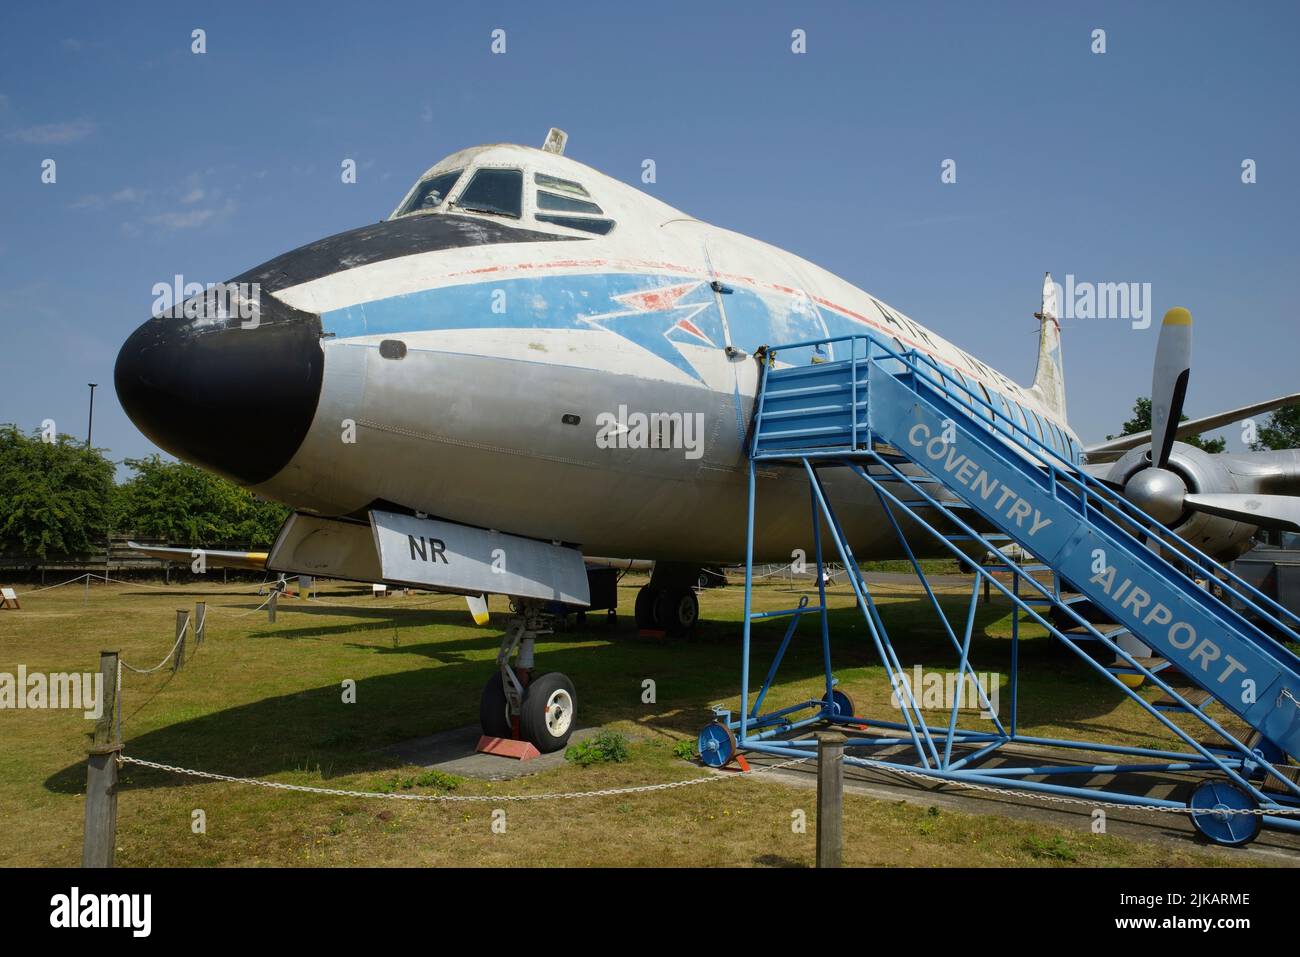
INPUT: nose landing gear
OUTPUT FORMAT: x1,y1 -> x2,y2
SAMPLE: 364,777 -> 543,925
477,601 -> 577,755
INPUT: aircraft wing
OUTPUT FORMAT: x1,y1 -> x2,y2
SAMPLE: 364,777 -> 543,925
1084,392 -> 1300,463
127,542 -> 648,626
127,542 -> 270,571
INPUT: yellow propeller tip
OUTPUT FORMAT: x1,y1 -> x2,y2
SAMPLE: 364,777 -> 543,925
1162,307 -> 1192,326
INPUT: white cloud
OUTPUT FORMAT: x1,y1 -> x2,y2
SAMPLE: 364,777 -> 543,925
68,186 -> 146,210
7,119 -> 96,145
144,199 -> 236,231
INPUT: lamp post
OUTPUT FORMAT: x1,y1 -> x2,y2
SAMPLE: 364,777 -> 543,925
86,383 -> 98,448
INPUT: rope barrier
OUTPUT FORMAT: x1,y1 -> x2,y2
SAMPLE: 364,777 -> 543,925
120,616 -> 191,674
117,754 -> 810,802
114,748 -> 1300,816
13,572 -> 92,596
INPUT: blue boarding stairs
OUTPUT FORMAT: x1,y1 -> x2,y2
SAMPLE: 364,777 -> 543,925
698,334 -> 1300,846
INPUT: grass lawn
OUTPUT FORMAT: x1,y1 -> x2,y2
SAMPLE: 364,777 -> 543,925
0,572 -> 1263,867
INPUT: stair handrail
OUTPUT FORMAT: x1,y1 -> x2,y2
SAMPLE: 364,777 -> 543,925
758,334 -> 1300,656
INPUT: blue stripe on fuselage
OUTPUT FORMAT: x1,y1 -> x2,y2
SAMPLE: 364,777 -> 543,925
319,273 -> 836,381
318,271 -> 1079,464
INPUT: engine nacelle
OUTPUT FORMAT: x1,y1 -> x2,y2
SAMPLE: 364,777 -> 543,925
1103,441 -> 1257,561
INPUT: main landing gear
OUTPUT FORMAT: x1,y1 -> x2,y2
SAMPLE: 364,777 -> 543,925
479,601 -> 576,753
633,562 -> 702,637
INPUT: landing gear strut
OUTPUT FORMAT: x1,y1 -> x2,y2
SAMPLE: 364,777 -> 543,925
634,562 -> 701,637
479,601 -> 576,753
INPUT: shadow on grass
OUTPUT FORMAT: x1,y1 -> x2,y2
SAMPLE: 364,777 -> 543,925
43,592 -> 1136,796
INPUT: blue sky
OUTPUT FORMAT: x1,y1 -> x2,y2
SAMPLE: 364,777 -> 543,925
1,0 -> 1297,470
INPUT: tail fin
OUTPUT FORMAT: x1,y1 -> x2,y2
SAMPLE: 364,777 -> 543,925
1030,272 -> 1067,419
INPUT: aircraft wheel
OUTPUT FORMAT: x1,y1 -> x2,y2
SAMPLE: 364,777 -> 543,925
1189,780 -> 1261,846
520,672 -> 577,753
479,672 -> 512,738
634,585 -> 660,629
653,586 -> 699,638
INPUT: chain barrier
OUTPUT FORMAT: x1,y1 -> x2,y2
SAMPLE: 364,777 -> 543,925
864,758 -> 1300,817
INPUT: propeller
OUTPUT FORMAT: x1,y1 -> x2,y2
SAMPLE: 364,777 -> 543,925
1149,307 -> 1192,470
1122,307 -> 1300,533
1183,493 -> 1300,533
1123,308 -> 1195,525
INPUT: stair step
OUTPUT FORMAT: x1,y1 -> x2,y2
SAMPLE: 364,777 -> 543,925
759,404 -> 867,425
1261,763 -> 1300,794
1060,623 -> 1129,641
1127,656 -> 1169,669
1152,689 -> 1214,710
1106,656 -> 1172,676
767,361 -> 866,383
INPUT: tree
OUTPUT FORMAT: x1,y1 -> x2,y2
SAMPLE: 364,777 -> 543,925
1250,405 -> 1300,452
115,455 -> 289,547
0,425 -> 116,559
1109,396 -> 1225,454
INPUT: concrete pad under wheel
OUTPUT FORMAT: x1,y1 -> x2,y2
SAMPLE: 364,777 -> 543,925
380,724 -> 597,781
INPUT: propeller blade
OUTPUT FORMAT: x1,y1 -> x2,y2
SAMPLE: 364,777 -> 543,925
1150,307 -> 1192,470
465,593 -> 490,626
1183,493 -> 1300,532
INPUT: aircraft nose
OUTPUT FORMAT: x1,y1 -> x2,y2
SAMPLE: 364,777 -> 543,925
114,286 -> 324,486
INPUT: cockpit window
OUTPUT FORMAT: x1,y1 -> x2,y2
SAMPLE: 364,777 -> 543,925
537,191 -> 603,215
454,168 -> 523,218
535,172 -> 590,197
536,214 -> 614,235
398,170 -> 462,216
532,173 -> 612,234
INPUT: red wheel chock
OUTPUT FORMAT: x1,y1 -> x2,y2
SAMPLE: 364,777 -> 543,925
475,735 -> 541,761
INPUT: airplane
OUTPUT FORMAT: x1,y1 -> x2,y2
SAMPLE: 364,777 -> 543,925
114,129 -> 1300,754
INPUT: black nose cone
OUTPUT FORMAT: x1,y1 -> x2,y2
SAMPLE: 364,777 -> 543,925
115,288 -> 324,486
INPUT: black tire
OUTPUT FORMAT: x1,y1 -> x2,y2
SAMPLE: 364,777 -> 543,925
653,586 -> 699,638
634,585 -> 660,629
478,672 -> 512,738
519,672 -> 577,753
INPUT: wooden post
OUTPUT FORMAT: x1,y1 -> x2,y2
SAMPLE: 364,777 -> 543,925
172,610 -> 189,672
268,590 -> 278,623
83,650 -> 121,867
815,731 -> 846,868
194,601 -> 206,644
